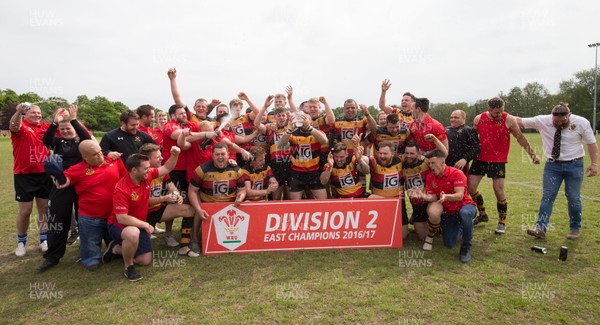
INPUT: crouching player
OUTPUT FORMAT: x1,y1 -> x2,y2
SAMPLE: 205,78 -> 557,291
407,150 -> 475,263
105,147 -> 181,281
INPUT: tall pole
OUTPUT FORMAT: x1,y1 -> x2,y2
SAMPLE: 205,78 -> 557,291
590,42 -> 599,135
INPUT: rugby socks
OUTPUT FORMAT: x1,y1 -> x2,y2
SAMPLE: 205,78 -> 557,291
39,232 -> 48,243
18,233 -> 27,245
472,192 -> 487,217
180,217 -> 193,246
427,220 -> 440,238
497,199 -> 508,225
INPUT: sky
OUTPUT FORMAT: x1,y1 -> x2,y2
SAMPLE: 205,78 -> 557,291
1,0 -> 599,115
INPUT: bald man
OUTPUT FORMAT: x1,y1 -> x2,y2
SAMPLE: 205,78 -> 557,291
58,140 -> 127,270
445,110 -> 480,175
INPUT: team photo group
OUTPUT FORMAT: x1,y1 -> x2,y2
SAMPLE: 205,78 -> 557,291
10,68 -> 598,281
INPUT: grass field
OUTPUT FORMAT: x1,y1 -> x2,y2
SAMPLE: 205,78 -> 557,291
0,134 -> 599,324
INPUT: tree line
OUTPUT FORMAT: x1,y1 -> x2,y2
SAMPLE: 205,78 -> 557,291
1,68 -> 598,132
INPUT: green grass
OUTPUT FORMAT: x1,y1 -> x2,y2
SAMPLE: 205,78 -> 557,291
0,135 -> 599,324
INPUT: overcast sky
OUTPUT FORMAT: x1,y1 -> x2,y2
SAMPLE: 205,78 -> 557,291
1,0 -> 599,115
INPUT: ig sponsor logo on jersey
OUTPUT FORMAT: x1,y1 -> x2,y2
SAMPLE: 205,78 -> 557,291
252,180 -> 264,190
213,180 -> 229,196
298,144 -> 312,161
231,124 -> 245,136
339,173 -> 355,188
383,173 -> 399,190
341,128 -> 355,142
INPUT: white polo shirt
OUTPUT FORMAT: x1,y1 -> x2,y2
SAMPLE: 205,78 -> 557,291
521,114 -> 596,161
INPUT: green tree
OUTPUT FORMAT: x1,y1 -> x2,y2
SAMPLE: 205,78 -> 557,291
555,68 -> 598,127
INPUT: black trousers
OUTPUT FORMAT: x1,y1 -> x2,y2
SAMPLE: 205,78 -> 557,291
43,186 -> 78,262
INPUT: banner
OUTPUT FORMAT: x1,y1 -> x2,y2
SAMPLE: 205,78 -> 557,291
200,198 -> 402,255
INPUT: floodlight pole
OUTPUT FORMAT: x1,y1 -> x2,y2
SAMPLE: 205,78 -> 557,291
589,42 -> 599,134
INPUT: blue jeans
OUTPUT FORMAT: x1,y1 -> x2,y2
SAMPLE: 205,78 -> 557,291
536,159 -> 584,233
78,215 -> 109,268
441,204 -> 476,249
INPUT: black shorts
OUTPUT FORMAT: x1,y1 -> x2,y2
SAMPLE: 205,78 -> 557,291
14,173 -> 52,202
469,160 -> 506,178
271,163 -> 291,186
169,170 -> 188,200
401,198 -> 408,226
410,203 -> 429,223
147,204 -> 168,227
289,170 -> 324,192
108,224 -> 152,255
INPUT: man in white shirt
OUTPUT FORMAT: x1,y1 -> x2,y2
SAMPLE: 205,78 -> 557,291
517,103 -> 598,240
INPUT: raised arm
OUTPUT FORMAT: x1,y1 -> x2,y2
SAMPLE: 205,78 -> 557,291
254,95 -> 274,129
238,92 -> 260,120
320,96 -> 336,125
379,79 -> 394,114
167,68 -> 186,107
286,86 -> 297,113
355,145 -> 370,174
9,103 -> 28,133
158,146 -> 181,176
424,134 -> 449,157
360,104 -> 377,135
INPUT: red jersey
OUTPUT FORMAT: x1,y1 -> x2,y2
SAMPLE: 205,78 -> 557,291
408,115 -> 447,152
476,112 -> 510,163
185,130 -> 236,182
425,166 -> 475,215
162,120 -> 199,171
138,124 -> 158,143
153,126 -> 164,148
64,157 -> 127,218
108,168 -> 160,229
11,120 -> 50,174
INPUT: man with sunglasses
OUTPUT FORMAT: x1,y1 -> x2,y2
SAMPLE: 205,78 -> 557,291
518,103 -> 598,240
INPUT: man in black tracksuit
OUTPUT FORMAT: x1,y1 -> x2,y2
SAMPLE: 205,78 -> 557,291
38,105 -> 92,272
445,109 -> 480,175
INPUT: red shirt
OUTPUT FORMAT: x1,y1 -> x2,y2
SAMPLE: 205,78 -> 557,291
64,157 -> 127,218
185,130 -> 236,181
162,120 -> 199,171
425,166 -> 475,215
476,112 -> 510,163
153,126 -> 163,148
138,124 -> 158,143
108,168 -> 160,230
408,115 -> 447,152
11,120 -> 50,174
